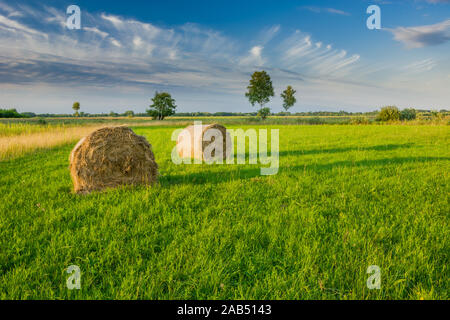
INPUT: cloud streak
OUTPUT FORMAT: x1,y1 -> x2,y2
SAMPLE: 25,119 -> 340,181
425,0 -> 450,4
403,58 -> 437,73
299,6 -> 351,16
387,19 -> 450,48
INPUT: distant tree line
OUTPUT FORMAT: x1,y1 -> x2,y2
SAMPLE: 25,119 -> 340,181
0,109 -> 28,118
3,109 -> 448,119
2,107 -> 448,120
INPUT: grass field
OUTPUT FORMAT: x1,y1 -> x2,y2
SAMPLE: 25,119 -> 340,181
0,124 -> 448,299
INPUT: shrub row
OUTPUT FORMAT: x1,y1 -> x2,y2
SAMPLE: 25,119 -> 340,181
0,109 -> 26,118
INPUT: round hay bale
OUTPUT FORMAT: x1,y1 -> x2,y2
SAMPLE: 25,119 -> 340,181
69,126 -> 158,194
176,123 -> 231,161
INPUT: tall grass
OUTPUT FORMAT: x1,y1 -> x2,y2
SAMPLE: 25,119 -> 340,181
0,122 -> 59,137
0,125 -> 103,161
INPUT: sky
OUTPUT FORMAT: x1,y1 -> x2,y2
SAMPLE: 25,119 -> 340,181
0,0 -> 449,114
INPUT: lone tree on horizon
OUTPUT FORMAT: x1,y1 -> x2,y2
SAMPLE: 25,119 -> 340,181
281,85 -> 296,112
72,102 -> 80,117
124,110 -> 135,118
147,91 -> 177,120
245,70 -> 274,119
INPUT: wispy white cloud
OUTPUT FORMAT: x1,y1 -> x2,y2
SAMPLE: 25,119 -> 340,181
259,25 -> 281,44
84,27 -> 109,38
43,6 -> 66,28
277,30 -> 360,77
240,45 -> 265,66
387,19 -> 450,48
404,58 -> 437,72
425,0 -> 450,4
101,14 -> 124,29
299,6 -> 351,16
110,38 -> 122,47
0,13 -> 47,37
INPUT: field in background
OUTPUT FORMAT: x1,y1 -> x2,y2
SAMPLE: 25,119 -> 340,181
0,115 -> 362,127
0,123 -> 448,299
0,123 -> 105,161
2,114 -> 447,127
1,116 -> 447,161
0,117 -> 385,161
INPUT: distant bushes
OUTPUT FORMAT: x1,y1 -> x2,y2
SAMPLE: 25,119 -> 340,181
400,108 -> 417,121
124,110 -> 135,118
377,106 -> 400,122
21,112 -> 36,118
430,110 -> 444,121
375,106 -> 448,124
350,116 -> 370,125
257,107 -> 271,120
306,117 -> 324,125
0,109 -> 25,118
37,118 -> 48,125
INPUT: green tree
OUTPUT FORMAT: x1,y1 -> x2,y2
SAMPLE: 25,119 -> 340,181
124,110 -> 135,118
0,109 -> 23,118
72,102 -> 80,116
400,108 -> 416,121
280,86 -> 297,112
377,106 -> 400,122
257,107 -> 271,120
245,71 -> 274,119
147,92 -> 177,120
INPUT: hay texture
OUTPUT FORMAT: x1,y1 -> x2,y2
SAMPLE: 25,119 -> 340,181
69,126 -> 158,194
176,123 -> 231,161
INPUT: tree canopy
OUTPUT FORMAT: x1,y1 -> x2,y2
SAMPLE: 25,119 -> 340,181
245,71 -> 274,109
0,108 -> 24,118
281,86 -> 297,111
72,102 -> 80,116
377,106 -> 400,121
147,92 -> 177,120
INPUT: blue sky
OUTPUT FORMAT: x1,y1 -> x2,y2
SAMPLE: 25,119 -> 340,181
0,0 -> 449,114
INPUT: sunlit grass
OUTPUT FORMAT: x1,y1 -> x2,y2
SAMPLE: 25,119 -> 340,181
0,125 -> 104,161
0,124 -> 448,299
0,122 -> 60,137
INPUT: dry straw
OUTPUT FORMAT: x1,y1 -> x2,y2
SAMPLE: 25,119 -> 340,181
0,125 -> 104,161
69,126 -> 158,194
176,123 -> 231,161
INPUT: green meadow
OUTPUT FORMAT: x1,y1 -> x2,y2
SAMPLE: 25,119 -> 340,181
0,124 -> 448,299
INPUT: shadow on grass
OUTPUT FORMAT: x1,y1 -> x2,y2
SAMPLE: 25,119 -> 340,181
286,156 -> 450,173
278,143 -> 416,157
161,155 -> 449,185
160,167 -> 262,186
219,143 -> 417,165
